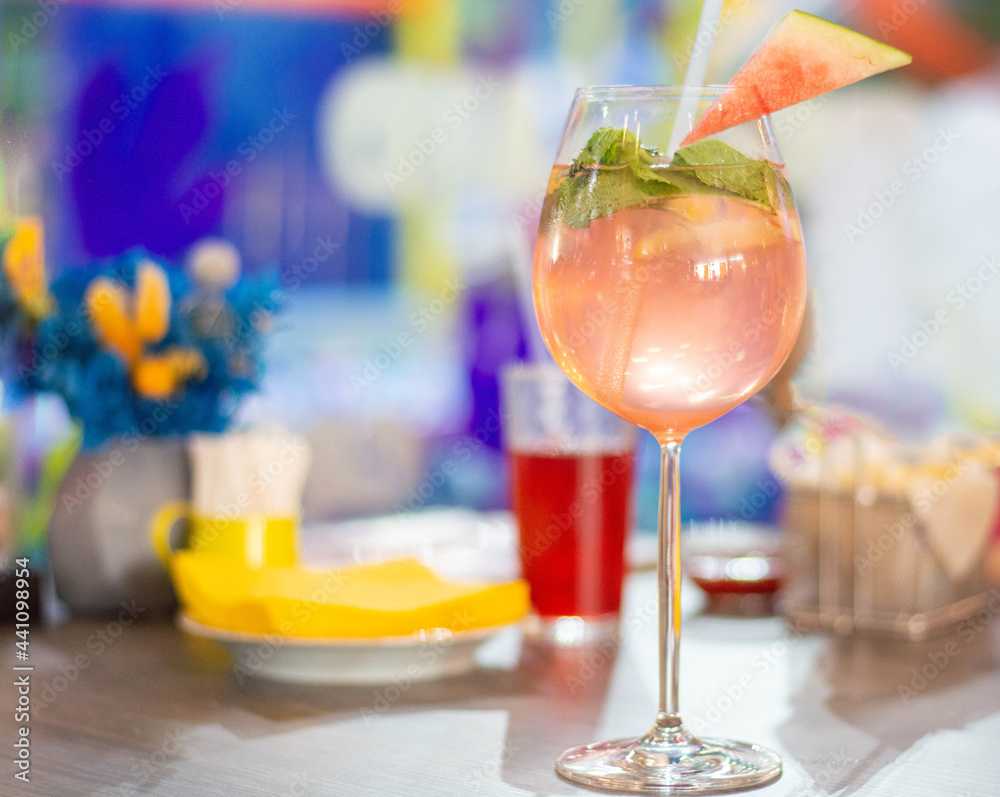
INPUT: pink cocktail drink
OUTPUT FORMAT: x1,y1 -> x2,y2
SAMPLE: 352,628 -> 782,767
535,174 -> 806,442
535,21 -> 909,784
534,118 -> 808,788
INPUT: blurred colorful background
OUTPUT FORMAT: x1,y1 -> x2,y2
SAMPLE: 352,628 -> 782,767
2,0 -> 999,566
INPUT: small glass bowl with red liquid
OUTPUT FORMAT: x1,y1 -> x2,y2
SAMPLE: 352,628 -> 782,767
684,522 -> 784,616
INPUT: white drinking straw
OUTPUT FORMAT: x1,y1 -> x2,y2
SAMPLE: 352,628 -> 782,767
667,0 -> 726,156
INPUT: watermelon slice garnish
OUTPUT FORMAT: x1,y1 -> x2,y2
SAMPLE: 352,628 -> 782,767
681,10 -> 912,146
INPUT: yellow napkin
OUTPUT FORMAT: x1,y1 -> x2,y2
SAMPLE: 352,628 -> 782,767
172,554 -> 529,638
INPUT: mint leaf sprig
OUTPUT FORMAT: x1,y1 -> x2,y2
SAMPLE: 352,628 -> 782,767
557,127 -> 793,229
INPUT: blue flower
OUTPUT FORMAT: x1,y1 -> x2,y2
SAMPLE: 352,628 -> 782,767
31,248 -> 277,450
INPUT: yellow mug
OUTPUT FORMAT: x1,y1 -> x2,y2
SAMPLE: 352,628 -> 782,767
151,500 -> 298,569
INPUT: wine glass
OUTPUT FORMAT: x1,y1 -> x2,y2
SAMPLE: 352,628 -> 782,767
533,86 -> 807,793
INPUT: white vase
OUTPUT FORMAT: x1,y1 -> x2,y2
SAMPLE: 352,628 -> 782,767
48,438 -> 189,616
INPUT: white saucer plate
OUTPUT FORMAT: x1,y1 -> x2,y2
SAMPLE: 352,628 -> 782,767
179,614 -> 514,685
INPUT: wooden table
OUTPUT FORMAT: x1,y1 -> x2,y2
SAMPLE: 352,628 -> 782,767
4,572 -> 1000,796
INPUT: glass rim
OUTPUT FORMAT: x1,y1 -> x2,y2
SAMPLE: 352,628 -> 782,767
563,83 -> 783,164
574,84 -> 736,99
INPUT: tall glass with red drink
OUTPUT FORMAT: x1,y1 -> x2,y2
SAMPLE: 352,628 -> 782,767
502,362 -> 636,645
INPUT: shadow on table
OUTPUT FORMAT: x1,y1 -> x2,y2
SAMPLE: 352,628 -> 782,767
499,639 -> 634,796
778,621 -> 1000,795
228,661 -> 523,725
194,632 -> 630,793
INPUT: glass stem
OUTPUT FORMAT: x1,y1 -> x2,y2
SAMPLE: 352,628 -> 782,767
657,440 -> 682,730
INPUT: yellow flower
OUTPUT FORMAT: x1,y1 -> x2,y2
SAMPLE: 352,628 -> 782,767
134,260 -> 171,344
85,278 -> 142,364
132,348 -> 206,399
84,260 -> 206,399
3,217 -> 52,319
85,261 -> 171,365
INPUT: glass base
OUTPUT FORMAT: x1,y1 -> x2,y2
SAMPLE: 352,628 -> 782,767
556,725 -> 781,795
524,613 -> 619,647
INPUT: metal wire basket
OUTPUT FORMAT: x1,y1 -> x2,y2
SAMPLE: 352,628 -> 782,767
777,418 -> 998,640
